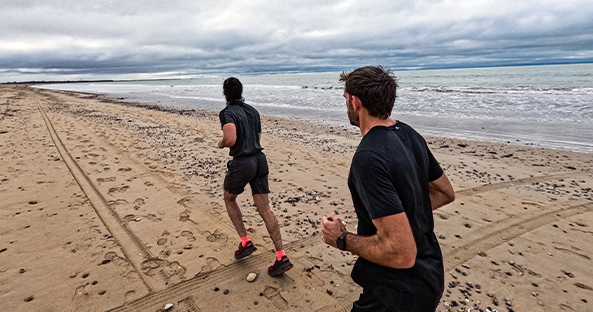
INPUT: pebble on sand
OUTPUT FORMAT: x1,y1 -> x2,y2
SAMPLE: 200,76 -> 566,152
247,272 -> 258,282
164,303 -> 173,310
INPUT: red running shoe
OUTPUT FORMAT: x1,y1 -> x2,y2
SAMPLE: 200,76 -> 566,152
268,255 -> 293,277
234,240 -> 257,260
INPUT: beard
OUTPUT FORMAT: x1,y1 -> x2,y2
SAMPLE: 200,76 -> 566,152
347,102 -> 360,127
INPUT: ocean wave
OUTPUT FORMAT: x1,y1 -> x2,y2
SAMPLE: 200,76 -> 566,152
405,86 -> 590,94
300,85 -> 344,90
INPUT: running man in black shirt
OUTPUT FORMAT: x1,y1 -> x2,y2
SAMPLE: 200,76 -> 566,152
321,66 -> 455,311
218,77 -> 292,277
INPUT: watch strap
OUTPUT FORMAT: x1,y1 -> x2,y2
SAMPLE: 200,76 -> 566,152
337,231 -> 349,250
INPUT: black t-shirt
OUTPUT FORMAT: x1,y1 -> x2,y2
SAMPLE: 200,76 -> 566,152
348,121 -> 445,311
219,101 -> 263,157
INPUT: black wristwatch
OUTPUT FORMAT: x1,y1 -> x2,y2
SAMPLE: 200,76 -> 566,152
337,231 -> 349,251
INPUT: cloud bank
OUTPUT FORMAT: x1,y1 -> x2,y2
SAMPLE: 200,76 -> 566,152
1,0 -> 592,82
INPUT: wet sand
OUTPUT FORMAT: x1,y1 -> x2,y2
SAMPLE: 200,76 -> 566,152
1,85 -> 592,312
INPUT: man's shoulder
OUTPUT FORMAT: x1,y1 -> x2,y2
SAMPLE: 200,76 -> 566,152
219,105 -> 232,114
397,121 -> 424,140
241,102 -> 259,113
220,104 -> 243,116
351,148 -> 388,173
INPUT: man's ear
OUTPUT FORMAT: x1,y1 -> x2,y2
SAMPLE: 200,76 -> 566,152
351,95 -> 362,110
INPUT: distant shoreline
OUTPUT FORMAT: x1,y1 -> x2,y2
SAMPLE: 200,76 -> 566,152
1,80 -> 115,85
4,61 -> 593,85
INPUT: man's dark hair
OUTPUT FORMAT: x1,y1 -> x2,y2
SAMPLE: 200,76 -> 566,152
223,77 -> 243,102
339,66 -> 399,119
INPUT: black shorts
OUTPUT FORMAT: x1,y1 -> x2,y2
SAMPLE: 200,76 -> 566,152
224,152 -> 270,195
351,289 -> 389,312
352,286 -> 441,312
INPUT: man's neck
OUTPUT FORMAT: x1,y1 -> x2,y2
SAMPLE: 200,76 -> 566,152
360,117 -> 396,137
227,99 -> 243,106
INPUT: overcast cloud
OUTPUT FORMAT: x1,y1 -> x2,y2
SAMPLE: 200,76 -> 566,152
1,0 -> 592,82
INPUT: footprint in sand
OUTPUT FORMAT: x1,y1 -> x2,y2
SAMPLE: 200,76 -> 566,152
177,197 -> 193,207
141,258 -> 169,276
107,199 -> 128,209
262,235 -> 273,244
146,214 -> 162,222
73,285 -> 87,302
157,238 -> 168,246
96,177 -> 116,186
144,181 -> 154,187
104,252 -> 129,267
117,167 -> 132,172
181,230 -> 196,242
108,185 -> 129,195
179,209 -> 192,222
197,257 -> 220,275
103,239 -> 117,248
124,290 -> 136,303
203,229 -> 228,243
166,261 -> 186,276
123,214 -> 146,223
177,296 -> 200,311
133,198 -> 145,210
263,286 -> 289,310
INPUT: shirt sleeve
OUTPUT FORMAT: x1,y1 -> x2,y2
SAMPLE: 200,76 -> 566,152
219,109 -> 236,127
426,147 -> 444,182
351,151 -> 404,220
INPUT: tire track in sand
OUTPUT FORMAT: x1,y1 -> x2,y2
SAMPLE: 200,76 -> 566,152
443,200 -> 593,271
37,103 -> 166,292
455,171 -> 589,198
314,180 -> 593,312
106,235 -> 320,312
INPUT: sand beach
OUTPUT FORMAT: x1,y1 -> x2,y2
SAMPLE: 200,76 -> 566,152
1,85 -> 592,312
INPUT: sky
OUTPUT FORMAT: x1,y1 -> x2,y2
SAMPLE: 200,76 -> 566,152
1,0 -> 593,82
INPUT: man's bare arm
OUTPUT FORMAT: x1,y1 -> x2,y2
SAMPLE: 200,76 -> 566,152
429,173 -> 455,210
321,212 -> 417,269
218,123 -> 237,148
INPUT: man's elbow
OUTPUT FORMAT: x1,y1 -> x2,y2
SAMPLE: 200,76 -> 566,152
446,190 -> 455,205
225,138 -> 236,147
398,252 -> 417,269
387,246 -> 416,269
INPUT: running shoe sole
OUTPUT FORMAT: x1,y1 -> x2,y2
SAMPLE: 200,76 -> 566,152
268,260 -> 293,277
234,244 -> 257,260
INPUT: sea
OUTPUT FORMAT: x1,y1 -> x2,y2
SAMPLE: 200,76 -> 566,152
37,63 -> 593,153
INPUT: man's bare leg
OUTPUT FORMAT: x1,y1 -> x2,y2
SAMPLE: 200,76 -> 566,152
253,193 -> 284,251
224,190 -> 247,238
